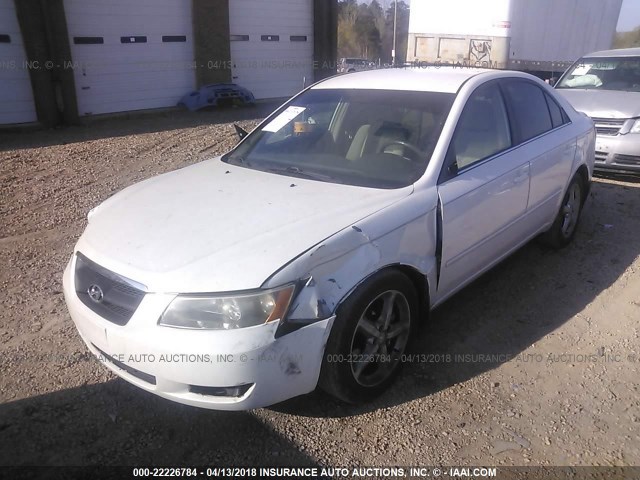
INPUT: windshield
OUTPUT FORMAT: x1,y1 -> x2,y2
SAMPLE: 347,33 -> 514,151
556,57 -> 640,92
223,88 -> 454,189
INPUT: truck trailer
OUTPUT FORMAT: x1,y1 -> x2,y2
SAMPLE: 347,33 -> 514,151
407,0 -> 623,79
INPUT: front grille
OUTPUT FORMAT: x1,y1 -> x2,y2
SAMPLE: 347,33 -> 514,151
93,344 -> 156,385
594,151 -> 608,162
614,154 -> 640,166
592,117 -> 627,136
74,252 -> 145,326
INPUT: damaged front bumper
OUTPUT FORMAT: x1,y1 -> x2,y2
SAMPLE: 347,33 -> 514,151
63,258 -> 334,410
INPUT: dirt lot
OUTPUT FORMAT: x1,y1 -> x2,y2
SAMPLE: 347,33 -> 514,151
0,107 -> 639,469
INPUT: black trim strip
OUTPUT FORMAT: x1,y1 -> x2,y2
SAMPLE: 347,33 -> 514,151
74,36 -> 103,45
290,35 -> 307,42
0,34 -> 10,43
435,195 -> 443,289
162,35 -> 186,43
230,34 -> 249,41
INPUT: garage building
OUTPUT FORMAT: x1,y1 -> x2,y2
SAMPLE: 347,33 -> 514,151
0,0 -> 37,124
0,0 -> 337,126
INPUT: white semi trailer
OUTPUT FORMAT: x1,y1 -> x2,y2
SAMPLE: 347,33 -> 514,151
407,0 -> 623,78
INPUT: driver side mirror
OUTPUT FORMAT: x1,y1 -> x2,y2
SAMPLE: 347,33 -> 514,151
437,147 -> 459,184
234,124 -> 248,141
446,145 -> 459,176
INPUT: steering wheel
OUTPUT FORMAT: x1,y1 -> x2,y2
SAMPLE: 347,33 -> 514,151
379,140 -> 424,162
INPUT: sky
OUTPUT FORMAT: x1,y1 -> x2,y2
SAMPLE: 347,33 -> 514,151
617,0 -> 640,31
362,0 -> 640,32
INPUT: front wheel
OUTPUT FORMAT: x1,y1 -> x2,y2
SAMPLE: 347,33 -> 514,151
539,174 -> 585,249
318,270 -> 418,404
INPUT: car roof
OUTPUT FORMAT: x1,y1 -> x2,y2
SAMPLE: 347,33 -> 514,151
583,47 -> 640,58
313,67 -> 495,94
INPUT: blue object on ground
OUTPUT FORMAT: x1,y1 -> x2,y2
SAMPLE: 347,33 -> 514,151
178,83 -> 256,111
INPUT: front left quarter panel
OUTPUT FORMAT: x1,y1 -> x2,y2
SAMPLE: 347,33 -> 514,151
264,187 -> 440,328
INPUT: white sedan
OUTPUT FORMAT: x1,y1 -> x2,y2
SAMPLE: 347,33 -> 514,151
63,68 -> 595,410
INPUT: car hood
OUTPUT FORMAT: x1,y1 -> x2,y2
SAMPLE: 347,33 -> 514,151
77,158 -> 412,293
556,89 -> 640,119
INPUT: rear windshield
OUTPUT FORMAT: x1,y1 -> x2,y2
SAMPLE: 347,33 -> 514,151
556,57 -> 640,92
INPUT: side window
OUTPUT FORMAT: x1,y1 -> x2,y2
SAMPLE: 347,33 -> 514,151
449,83 -> 512,170
502,81 -> 553,142
544,93 -> 568,129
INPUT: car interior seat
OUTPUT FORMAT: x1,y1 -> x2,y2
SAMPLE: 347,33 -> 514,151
346,118 -> 412,161
346,124 -> 371,161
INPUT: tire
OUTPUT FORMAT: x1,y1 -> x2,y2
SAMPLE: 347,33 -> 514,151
539,174 -> 585,249
318,270 -> 418,404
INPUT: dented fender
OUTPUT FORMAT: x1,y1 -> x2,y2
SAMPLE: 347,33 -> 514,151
264,187 -> 441,323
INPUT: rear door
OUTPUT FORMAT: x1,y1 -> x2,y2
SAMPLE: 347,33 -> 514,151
435,80 -> 530,300
500,79 -> 575,228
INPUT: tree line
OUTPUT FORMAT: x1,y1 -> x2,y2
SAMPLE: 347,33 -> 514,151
614,27 -> 640,48
338,0 -> 410,65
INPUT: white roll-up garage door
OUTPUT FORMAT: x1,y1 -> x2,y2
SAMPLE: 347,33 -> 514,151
0,0 -> 37,125
64,0 -> 195,116
229,0 -> 314,99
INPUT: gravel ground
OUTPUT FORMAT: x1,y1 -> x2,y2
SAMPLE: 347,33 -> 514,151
0,107 -> 639,469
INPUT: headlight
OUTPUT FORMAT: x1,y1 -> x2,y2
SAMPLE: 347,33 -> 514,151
630,119 -> 640,134
158,284 -> 295,330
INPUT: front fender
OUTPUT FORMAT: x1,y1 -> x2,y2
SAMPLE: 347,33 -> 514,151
263,187 -> 440,323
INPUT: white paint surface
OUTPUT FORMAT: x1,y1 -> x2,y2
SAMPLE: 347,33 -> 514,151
408,0 -> 512,37
509,0 -> 623,63
0,0 -> 37,125
229,0 -> 314,99
64,0 -> 196,116
409,0 -> 623,63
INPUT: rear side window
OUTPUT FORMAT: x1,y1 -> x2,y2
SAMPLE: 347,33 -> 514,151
502,81 -> 553,142
545,93 -> 568,129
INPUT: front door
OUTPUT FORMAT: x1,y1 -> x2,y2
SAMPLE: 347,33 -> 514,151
436,81 -> 531,301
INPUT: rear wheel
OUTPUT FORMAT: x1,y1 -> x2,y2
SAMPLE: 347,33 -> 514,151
540,174 -> 585,249
319,270 -> 418,404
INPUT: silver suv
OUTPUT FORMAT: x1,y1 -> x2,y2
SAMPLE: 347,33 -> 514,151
556,47 -> 640,174
338,58 -> 373,74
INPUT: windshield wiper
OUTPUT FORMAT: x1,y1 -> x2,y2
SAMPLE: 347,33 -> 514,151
228,155 -> 251,167
268,165 -> 337,182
